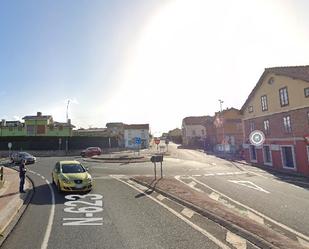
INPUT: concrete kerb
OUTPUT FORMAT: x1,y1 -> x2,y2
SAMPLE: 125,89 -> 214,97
0,170 -> 35,247
83,157 -> 150,164
131,177 -> 280,249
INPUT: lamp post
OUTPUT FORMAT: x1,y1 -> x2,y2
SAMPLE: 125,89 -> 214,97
218,99 -> 225,154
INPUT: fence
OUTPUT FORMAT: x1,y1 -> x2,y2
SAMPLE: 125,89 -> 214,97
0,136 -> 118,151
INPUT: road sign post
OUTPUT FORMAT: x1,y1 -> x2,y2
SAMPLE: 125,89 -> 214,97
165,139 -> 169,152
135,137 -> 141,156
8,142 -> 12,157
150,155 -> 164,179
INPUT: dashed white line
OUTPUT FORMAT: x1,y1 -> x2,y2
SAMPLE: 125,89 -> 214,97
156,194 -> 166,201
226,231 -> 247,249
181,208 -> 195,218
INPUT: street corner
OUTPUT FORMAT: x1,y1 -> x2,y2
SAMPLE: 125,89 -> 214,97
0,167 -> 34,244
131,175 -> 306,249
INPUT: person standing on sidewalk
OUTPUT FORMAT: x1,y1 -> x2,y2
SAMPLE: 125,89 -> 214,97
19,159 -> 27,193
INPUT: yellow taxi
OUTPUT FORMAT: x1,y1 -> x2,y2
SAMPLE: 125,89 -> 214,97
52,160 -> 92,192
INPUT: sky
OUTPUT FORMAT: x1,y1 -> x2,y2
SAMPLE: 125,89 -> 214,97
1,0 -> 309,136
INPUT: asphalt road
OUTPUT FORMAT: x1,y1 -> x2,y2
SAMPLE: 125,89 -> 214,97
1,157 -> 222,249
2,144 -> 309,248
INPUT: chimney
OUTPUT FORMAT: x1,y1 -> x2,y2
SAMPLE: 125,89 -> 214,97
37,112 -> 42,117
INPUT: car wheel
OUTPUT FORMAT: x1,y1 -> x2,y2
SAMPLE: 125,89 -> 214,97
57,181 -> 62,193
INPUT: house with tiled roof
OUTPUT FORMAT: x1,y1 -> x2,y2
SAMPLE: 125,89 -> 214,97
182,116 -> 214,147
213,108 -> 243,153
241,66 -> 309,176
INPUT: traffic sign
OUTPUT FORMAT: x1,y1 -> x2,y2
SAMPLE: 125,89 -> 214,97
8,142 -> 12,149
249,130 -> 265,146
135,137 -> 141,145
154,139 -> 160,145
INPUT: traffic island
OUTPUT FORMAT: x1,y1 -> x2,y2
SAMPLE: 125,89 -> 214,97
131,176 -> 305,249
83,155 -> 150,164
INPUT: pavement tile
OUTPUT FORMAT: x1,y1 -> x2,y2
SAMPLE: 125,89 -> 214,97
0,167 -> 32,236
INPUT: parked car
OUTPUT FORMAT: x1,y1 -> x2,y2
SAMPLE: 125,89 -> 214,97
10,152 -> 36,164
52,160 -> 92,192
80,147 -> 102,157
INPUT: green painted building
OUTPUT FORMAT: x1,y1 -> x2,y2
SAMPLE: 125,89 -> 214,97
0,112 -> 74,137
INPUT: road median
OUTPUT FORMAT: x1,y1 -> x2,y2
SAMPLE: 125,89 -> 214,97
132,176 -> 305,249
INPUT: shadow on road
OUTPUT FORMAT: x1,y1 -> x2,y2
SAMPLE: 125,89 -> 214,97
135,178 -> 161,198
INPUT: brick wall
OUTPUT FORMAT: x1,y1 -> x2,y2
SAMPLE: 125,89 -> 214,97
243,107 -> 309,140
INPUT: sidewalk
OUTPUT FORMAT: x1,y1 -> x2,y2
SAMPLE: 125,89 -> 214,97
0,166 -> 33,241
132,176 -> 306,249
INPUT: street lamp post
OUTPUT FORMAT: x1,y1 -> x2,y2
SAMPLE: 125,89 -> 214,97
218,99 -> 225,154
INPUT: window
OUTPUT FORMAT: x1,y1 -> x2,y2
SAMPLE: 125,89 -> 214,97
279,87 -> 289,106
248,106 -> 253,113
261,95 -> 268,111
281,146 -> 296,169
249,145 -> 257,162
249,121 -> 255,132
305,87 -> 309,98
307,111 -> 309,124
263,145 -> 272,165
263,120 -> 270,134
283,115 -> 292,133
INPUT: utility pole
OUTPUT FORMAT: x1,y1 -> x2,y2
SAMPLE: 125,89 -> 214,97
65,100 -> 70,154
218,99 -> 225,154
66,100 -> 70,122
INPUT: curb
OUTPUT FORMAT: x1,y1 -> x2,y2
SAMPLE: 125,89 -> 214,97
0,171 -> 35,247
132,178 -> 279,249
83,158 -> 150,164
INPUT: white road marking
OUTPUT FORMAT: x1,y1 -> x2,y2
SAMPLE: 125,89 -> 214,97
190,176 -> 309,245
187,181 -> 204,193
181,208 -> 195,218
127,180 -> 149,191
209,192 -> 220,201
156,194 -> 166,201
41,179 -> 55,249
228,180 -> 270,194
85,213 -> 94,218
112,176 -> 231,249
247,211 -> 264,225
41,176 -> 45,180
297,237 -> 309,248
226,231 -> 247,249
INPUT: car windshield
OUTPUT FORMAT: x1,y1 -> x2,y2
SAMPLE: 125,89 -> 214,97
61,164 -> 85,174
19,152 -> 31,157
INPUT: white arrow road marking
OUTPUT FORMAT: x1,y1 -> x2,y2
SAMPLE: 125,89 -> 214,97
228,180 -> 270,194
190,176 -> 309,245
